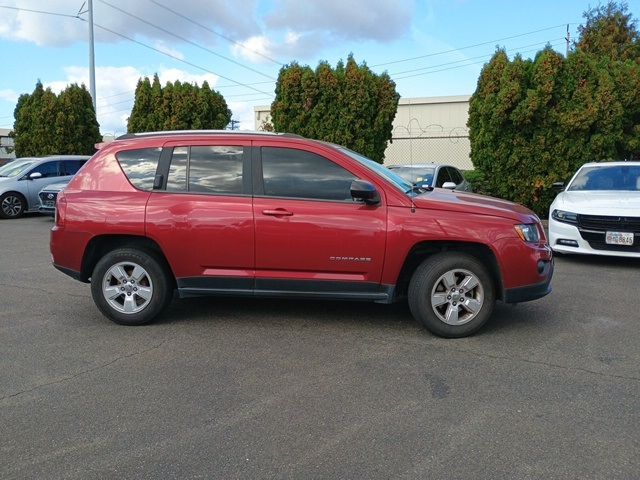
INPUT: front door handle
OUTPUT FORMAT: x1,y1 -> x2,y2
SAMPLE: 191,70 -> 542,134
262,208 -> 293,217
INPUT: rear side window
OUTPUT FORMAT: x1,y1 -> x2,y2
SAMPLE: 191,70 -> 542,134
61,160 -> 86,176
261,147 -> 356,201
166,146 -> 244,195
116,148 -> 162,191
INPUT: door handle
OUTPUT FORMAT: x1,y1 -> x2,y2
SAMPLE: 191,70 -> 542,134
262,209 -> 293,217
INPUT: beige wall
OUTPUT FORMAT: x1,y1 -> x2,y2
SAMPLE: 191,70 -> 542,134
254,94 -> 472,169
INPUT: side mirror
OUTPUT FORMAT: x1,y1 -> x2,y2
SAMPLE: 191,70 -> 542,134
350,180 -> 380,206
28,172 -> 43,180
552,182 -> 565,192
442,182 -> 457,190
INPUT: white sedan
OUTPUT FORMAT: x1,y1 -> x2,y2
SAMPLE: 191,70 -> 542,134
549,161 -> 640,257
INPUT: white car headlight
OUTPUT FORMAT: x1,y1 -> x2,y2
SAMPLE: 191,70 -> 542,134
551,209 -> 578,224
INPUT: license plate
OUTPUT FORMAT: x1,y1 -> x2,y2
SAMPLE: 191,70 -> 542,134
605,231 -> 634,246
44,201 -> 55,207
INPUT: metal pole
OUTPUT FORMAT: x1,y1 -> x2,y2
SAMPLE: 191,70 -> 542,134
88,0 -> 97,110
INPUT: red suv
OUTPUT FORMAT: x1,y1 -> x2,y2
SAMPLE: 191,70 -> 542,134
51,131 -> 553,337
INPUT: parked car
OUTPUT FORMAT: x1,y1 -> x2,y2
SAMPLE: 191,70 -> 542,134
387,164 -> 471,192
50,131 -> 552,338
0,155 -> 89,219
549,161 -> 640,257
38,180 -> 69,216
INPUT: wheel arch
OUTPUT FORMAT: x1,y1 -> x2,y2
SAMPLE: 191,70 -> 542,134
80,235 -> 176,285
394,241 -> 504,301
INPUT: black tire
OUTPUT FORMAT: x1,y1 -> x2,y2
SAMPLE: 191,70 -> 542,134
408,253 -> 496,338
0,192 -> 27,219
90,248 -> 173,326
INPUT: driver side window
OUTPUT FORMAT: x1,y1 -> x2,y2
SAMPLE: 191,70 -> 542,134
28,161 -> 60,178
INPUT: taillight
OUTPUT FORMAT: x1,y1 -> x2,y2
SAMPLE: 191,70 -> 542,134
56,192 -> 66,227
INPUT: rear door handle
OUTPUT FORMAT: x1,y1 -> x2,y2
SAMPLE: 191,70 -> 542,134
262,208 -> 293,217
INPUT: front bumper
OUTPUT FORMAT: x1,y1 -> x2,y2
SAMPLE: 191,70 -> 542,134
549,218 -> 640,258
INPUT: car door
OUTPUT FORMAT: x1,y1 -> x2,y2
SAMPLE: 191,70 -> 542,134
23,160 -> 61,209
252,144 -> 387,297
145,140 -> 255,294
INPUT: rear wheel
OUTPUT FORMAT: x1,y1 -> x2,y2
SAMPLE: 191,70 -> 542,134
408,253 -> 495,338
90,248 -> 173,325
0,192 -> 26,219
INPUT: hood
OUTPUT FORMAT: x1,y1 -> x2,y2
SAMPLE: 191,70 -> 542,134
412,189 -> 537,223
553,191 -> 640,215
40,181 -> 70,192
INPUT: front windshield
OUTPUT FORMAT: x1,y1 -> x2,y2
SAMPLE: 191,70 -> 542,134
568,164 -> 640,192
389,166 -> 435,185
0,160 -> 35,178
336,147 -> 415,194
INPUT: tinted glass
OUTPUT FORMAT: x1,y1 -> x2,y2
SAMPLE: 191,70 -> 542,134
61,160 -> 86,176
435,167 -> 452,187
30,161 -> 60,178
188,146 -> 243,195
568,165 -> 640,192
116,148 -> 162,191
449,167 -> 463,185
166,147 -> 188,192
262,147 -> 356,201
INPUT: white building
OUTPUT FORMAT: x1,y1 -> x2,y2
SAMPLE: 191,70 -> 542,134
0,128 -> 15,164
254,95 -> 472,169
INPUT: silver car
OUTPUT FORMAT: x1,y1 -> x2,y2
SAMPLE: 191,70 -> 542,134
0,155 -> 89,219
387,164 -> 472,192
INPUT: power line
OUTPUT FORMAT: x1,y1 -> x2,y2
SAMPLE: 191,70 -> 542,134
0,4 -> 274,97
97,0 -> 276,81
371,23 -> 576,68
0,5 -> 77,18
392,41 -> 564,80
147,0 -> 284,67
390,38 -> 564,77
77,18 -> 274,97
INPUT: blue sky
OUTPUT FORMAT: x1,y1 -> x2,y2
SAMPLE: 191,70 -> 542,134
1,0 -> 638,134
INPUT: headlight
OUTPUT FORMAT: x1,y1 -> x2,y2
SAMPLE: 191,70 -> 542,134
514,223 -> 540,243
551,209 -> 578,224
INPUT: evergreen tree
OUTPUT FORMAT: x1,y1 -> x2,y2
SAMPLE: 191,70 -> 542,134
271,55 -> 399,163
468,2 -> 640,216
127,76 -> 231,132
12,82 -> 100,156
128,78 -> 153,133
576,1 -> 640,61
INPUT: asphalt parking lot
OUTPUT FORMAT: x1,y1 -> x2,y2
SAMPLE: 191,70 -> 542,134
1,215 -> 639,479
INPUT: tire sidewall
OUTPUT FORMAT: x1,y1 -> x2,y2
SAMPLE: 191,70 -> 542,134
90,248 -> 171,325
408,253 -> 496,338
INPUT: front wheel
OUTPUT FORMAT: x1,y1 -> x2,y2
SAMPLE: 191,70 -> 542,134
0,192 -> 26,219
90,248 -> 173,325
408,253 -> 496,338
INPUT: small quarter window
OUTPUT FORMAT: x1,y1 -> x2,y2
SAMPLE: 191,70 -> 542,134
117,148 -> 162,191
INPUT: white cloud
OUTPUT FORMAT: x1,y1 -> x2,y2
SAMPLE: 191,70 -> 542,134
231,35 -> 273,64
267,0 -> 416,42
153,41 -> 185,61
0,89 -> 19,103
0,0 -> 260,47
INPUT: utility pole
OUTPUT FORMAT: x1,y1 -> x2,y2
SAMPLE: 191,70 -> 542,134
88,0 -> 97,111
565,24 -> 570,57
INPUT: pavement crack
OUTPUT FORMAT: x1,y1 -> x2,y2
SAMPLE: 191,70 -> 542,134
0,339 -> 168,402
439,343 -> 640,383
